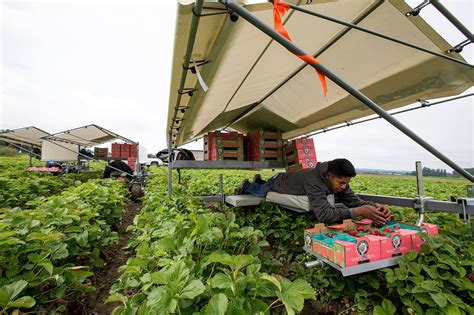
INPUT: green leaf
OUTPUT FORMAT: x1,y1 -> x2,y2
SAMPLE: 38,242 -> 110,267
150,271 -> 168,285
204,293 -> 228,315
420,280 -> 441,292
53,246 -> 69,260
27,253 -> 44,264
430,292 -> 447,308
231,255 -> 257,273
210,273 -> 233,289
9,296 -> 36,308
39,262 -> 54,275
404,251 -> 417,262
277,277 -> 315,315
180,279 -> 205,299
209,252 -> 233,267
105,293 -> 128,304
442,304 -> 462,315
261,274 -> 281,291
373,299 -> 396,315
76,230 -> 89,247
0,280 -> 28,305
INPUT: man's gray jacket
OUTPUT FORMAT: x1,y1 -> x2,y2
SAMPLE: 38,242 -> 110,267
272,161 -> 373,223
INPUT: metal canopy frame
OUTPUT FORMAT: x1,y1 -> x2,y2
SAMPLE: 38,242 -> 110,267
0,126 -> 50,149
167,0 -> 472,206
43,124 -> 137,147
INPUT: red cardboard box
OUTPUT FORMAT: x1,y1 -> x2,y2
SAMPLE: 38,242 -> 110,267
284,137 -> 318,172
379,229 -> 417,259
128,144 -> 138,157
406,223 -> 438,252
204,131 -> 244,161
246,129 -> 283,161
111,143 -> 121,158
333,235 -> 382,267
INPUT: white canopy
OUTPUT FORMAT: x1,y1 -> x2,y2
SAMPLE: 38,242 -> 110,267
43,124 -> 136,147
168,0 -> 473,146
0,126 -> 50,149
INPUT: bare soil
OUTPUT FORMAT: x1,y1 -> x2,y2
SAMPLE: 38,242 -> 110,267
84,201 -> 142,314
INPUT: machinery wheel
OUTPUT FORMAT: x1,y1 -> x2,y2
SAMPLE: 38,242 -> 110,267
130,182 -> 144,201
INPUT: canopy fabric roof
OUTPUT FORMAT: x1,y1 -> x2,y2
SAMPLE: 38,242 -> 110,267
168,0 -> 473,146
43,124 -> 136,147
0,126 -> 50,149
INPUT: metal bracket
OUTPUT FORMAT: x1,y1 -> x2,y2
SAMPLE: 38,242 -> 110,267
193,6 -> 228,17
405,0 -> 431,17
183,60 -> 211,73
447,39 -> 472,54
178,88 -> 198,97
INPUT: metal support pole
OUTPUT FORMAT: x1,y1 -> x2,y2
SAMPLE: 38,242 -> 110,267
77,145 -> 81,173
5,142 -> 41,159
430,0 -> 474,43
29,146 -> 33,166
168,0 -> 204,148
415,161 -> 426,226
221,0 -> 474,182
168,132 -> 173,197
467,185 -> 474,238
287,2 -> 472,67
219,174 -> 224,210
167,0 -> 204,196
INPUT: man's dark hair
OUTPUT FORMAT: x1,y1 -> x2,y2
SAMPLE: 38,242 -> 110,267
328,158 -> 356,177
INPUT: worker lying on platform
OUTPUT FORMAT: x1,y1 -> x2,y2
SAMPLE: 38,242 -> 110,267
234,158 -> 392,224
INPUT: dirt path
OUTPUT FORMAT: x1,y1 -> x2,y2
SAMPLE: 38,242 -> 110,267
86,201 -> 142,314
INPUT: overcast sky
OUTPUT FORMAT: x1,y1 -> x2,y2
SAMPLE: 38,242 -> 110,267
1,0 -> 472,172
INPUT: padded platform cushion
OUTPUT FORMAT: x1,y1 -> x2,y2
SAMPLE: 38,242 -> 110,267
225,195 -> 265,207
265,192 -> 310,212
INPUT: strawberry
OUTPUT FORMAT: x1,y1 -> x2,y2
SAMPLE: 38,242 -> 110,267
347,230 -> 358,237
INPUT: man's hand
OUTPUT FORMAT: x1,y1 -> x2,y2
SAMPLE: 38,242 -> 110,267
354,205 -> 387,225
374,203 -> 392,220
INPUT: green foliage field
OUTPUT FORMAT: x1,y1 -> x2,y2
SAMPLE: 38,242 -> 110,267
0,157 -> 127,313
1,155 -> 472,314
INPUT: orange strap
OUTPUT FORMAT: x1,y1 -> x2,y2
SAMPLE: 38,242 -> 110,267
273,0 -> 328,96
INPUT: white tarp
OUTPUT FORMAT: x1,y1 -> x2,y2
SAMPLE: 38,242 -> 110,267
0,126 -> 50,149
41,140 -> 79,162
168,0 -> 473,145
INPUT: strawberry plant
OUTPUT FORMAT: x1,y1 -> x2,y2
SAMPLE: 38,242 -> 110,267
0,178 -> 127,313
108,172 -> 316,314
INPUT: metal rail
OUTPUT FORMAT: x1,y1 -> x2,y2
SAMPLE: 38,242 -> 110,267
168,0 -> 205,197
220,0 -> 474,182
172,160 -> 285,169
430,0 -> 474,43
303,248 -> 400,277
358,194 -> 474,215
3,142 -> 41,159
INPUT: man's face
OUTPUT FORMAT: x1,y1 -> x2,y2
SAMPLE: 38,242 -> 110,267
327,172 -> 351,192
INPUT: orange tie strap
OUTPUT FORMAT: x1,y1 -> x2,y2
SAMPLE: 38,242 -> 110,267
272,0 -> 328,96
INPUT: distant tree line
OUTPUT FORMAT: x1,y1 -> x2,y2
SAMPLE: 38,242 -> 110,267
410,167 -> 474,178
